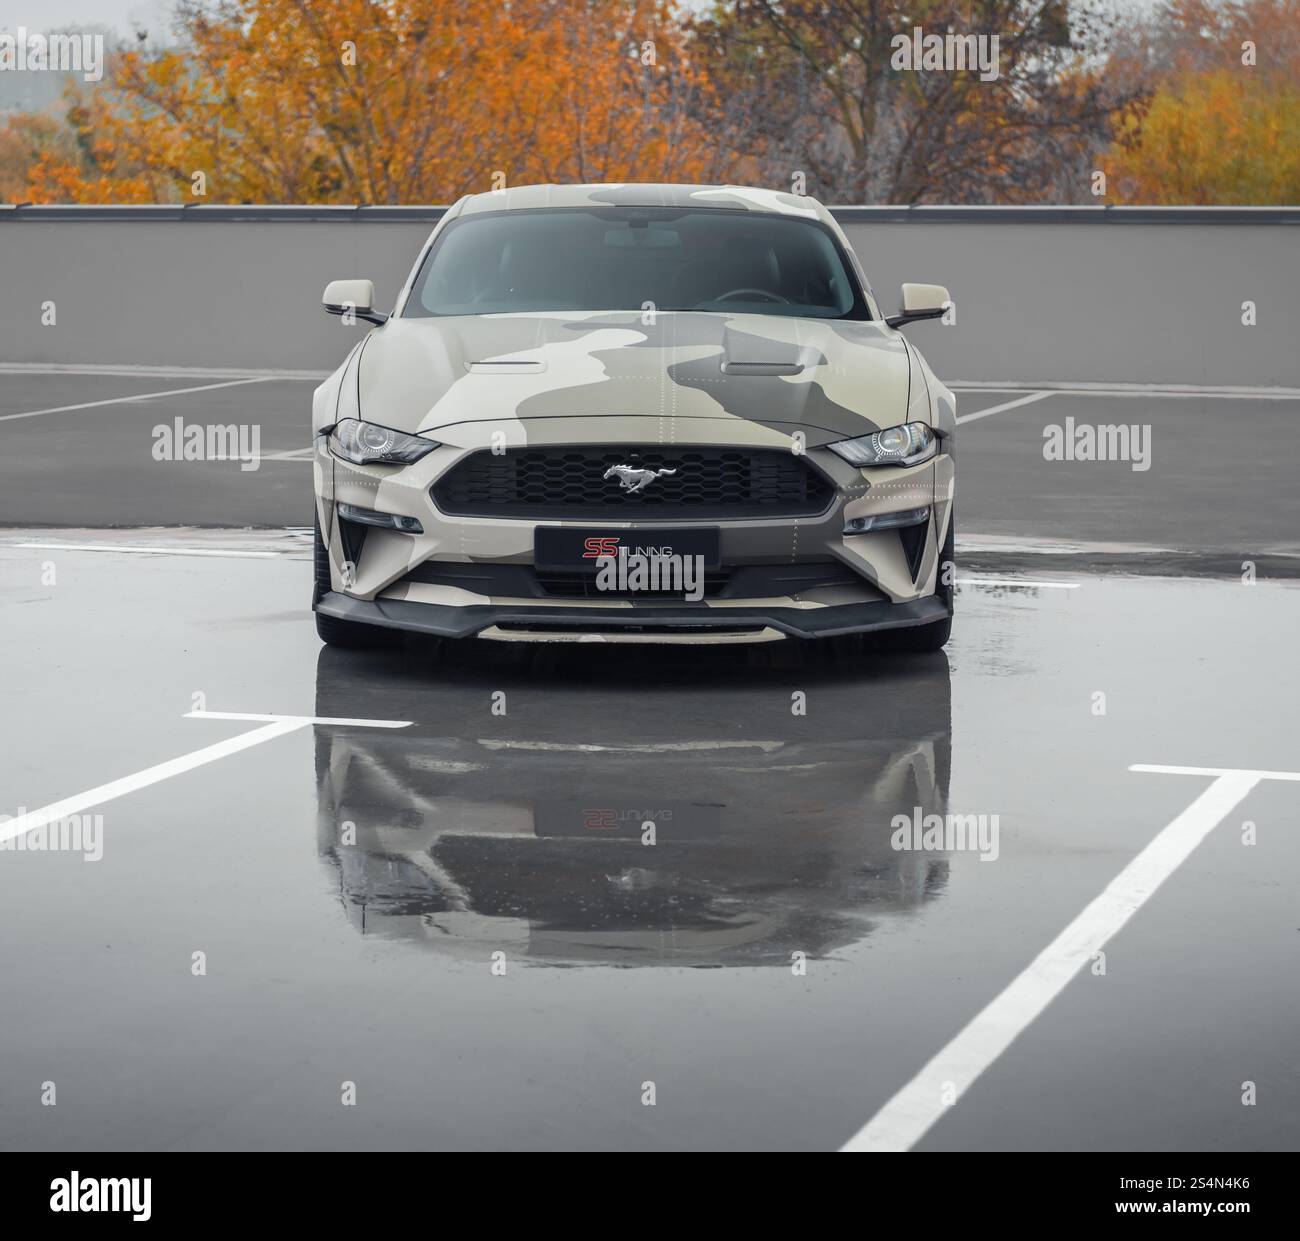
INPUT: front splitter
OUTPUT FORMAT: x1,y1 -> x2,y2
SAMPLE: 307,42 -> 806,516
315,591 -> 950,642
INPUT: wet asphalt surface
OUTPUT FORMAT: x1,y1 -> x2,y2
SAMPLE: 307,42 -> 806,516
1,374 -> 1298,1151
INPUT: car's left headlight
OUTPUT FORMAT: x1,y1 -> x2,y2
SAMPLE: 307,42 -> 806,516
329,418 -> 440,466
828,422 -> 937,468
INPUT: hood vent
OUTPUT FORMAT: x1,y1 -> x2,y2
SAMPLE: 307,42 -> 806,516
720,361 -> 803,376
466,360 -> 546,375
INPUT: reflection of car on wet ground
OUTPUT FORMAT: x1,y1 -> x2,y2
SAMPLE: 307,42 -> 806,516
313,644 -> 952,966
312,183 -> 956,653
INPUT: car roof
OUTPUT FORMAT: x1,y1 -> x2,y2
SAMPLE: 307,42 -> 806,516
454,183 -> 833,223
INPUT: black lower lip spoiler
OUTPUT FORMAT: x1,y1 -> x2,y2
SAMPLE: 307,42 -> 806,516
315,591 -> 949,641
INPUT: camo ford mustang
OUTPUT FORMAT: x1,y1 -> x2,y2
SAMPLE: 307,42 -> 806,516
311,183 -> 956,650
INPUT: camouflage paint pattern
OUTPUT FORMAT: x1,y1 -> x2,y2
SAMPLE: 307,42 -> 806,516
312,184 -> 956,638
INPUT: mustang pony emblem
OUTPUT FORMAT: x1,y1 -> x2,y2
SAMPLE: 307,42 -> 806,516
603,464 -> 678,494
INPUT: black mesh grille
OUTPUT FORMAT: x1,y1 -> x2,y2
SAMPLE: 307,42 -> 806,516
432,446 -> 835,519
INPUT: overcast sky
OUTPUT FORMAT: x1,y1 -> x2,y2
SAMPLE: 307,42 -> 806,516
1,1 -> 174,37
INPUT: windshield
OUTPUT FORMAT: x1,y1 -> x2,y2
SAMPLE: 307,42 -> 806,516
404,207 -> 870,320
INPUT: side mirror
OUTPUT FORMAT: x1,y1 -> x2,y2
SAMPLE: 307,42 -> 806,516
323,279 -> 387,325
885,282 -> 950,329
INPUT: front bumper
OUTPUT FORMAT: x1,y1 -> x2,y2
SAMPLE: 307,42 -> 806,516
316,589 -> 951,642
313,415 -> 955,643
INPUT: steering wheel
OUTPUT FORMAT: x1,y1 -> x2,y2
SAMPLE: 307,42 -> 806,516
709,288 -> 789,305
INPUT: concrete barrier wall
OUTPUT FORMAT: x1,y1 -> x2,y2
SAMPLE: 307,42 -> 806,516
1,205 -> 1296,385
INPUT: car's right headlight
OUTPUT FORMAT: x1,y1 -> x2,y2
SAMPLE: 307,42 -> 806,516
828,422 -> 937,468
329,418 -> 440,466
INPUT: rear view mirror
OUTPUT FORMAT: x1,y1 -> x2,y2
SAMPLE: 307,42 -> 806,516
885,282 -> 950,329
323,279 -> 387,325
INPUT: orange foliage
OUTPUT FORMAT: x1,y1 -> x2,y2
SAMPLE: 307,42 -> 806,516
1109,68 -> 1300,203
22,0 -> 732,204
17,0 -> 1300,205
1105,0 -> 1300,203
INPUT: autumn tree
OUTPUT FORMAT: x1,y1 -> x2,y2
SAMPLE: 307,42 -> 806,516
25,0 -> 731,204
1105,0 -> 1300,203
687,0 -> 1142,203
18,0 -> 1291,206
0,113 -> 85,202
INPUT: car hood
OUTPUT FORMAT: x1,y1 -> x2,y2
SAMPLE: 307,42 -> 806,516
356,311 -> 912,441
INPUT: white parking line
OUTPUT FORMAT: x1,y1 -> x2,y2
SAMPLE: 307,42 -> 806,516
0,363 -> 327,381
12,541 -> 1081,584
3,365 -> 1291,397
0,377 -> 276,424
186,709 -> 411,728
951,381 -> 1300,400
15,542 -> 287,559
1133,762 -> 1300,782
841,766 -> 1264,1152
958,533 -> 1180,558
1,711 -> 412,848
954,391 -> 1053,425
957,576 -> 1079,590
0,720 -> 300,847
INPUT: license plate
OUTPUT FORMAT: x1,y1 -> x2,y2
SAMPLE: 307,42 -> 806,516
534,526 -> 720,573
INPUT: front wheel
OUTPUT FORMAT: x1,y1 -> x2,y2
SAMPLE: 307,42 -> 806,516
312,514 -> 399,649
883,510 -> 954,653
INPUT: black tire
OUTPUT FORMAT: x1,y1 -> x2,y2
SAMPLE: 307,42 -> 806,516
312,514 -> 399,649
881,509 -> 954,653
